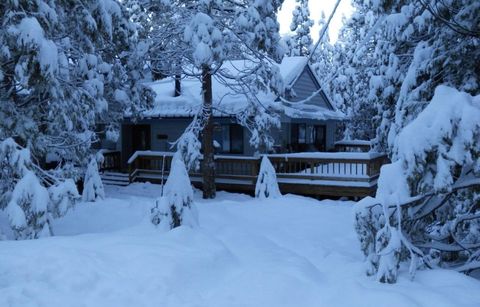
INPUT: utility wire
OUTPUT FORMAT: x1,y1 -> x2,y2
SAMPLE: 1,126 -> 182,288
308,0 -> 342,61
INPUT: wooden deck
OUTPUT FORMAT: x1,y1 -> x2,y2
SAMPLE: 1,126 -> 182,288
123,150 -> 389,198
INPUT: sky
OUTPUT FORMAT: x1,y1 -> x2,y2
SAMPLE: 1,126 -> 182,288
278,0 -> 354,43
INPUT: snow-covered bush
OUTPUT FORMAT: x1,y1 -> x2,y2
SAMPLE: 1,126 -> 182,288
0,138 -> 79,239
7,171 -> 52,239
151,153 -> 198,230
49,179 -> 80,218
255,156 -> 281,199
82,156 -> 105,202
0,138 -> 32,209
355,86 -> 480,283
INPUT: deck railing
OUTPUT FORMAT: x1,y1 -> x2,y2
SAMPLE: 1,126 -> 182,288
334,140 -> 372,153
100,150 -> 121,171
127,150 -> 389,197
267,153 -> 386,181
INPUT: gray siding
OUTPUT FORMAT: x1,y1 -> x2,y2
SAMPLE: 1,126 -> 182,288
289,67 -> 332,110
150,119 -> 189,151
120,117 -> 339,163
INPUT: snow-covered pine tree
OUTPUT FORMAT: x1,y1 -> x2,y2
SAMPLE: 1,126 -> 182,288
0,1 -> 152,237
355,86 -> 480,282
310,12 -> 334,77
82,155 -> 105,202
314,3 -> 378,141
142,0 -> 285,199
255,156 -> 281,199
353,0 -> 480,153
352,0 -> 480,282
281,35 -> 295,57
0,0 -> 152,173
151,153 -> 198,230
289,0 -> 314,56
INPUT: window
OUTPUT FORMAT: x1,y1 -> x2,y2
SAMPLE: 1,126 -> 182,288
291,123 -> 327,152
221,126 -> 230,152
230,124 -> 243,154
298,124 -> 306,144
307,125 -> 314,144
219,124 -> 244,154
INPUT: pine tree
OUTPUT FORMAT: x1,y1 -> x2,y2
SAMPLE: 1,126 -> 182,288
0,1 -> 152,238
142,0 -> 285,199
356,86 -> 480,283
0,0 -> 153,171
351,0 -> 480,282
289,0 -> 314,56
315,4 -> 379,141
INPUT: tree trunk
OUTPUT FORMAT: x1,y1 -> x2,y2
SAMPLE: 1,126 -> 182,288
201,65 -> 216,199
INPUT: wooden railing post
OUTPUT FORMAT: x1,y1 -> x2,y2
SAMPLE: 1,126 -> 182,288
252,157 -> 260,184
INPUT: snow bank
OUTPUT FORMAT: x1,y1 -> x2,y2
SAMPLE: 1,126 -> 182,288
0,183 -> 479,306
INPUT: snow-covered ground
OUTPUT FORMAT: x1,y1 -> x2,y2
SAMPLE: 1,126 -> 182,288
1,182 -> 480,307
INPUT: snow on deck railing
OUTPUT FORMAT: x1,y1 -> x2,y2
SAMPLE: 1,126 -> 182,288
334,140 -> 372,146
127,150 -> 174,164
267,151 -> 383,160
129,150 -> 387,178
129,150 -> 385,164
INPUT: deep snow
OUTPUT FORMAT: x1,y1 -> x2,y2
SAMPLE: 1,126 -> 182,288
1,182 -> 480,307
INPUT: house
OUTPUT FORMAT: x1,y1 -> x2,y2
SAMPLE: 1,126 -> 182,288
110,56 -> 344,167
98,57 -> 389,198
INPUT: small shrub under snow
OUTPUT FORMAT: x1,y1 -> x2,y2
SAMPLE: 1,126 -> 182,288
82,155 -> 105,202
255,156 -> 281,199
151,153 -> 198,230
7,171 -> 52,239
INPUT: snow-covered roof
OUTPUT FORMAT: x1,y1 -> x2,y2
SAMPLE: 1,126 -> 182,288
138,56 -> 344,121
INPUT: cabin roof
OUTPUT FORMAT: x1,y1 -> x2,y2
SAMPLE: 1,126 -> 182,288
136,56 -> 344,121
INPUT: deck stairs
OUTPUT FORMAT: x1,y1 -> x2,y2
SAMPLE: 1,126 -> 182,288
100,171 -> 130,186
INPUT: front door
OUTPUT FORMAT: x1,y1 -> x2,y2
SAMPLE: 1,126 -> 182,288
132,125 -> 151,152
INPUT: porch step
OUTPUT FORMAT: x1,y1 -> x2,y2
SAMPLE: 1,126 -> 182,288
100,171 -> 130,186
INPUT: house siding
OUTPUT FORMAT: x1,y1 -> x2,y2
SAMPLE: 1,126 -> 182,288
120,116 -> 338,165
289,67 -> 332,110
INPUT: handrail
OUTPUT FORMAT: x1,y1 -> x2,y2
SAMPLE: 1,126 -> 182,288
99,150 -> 121,171
126,150 -> 389,197
127,150 -> 388,184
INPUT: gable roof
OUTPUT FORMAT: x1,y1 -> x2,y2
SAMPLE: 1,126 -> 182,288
138,56 -> 344,121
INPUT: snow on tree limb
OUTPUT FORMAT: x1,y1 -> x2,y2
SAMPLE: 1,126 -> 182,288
355,86 -> 480,283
